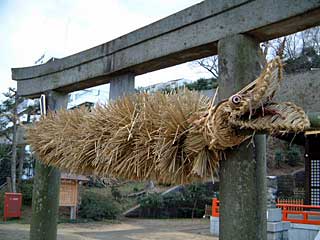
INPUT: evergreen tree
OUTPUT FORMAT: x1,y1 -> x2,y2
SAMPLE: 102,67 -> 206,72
0,88 -> 39,191
0,88 -> 20,191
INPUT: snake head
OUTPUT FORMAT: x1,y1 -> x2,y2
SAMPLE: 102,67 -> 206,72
227,57 -> 310,133
207,57 -> 310,150
226,57 -> 310,134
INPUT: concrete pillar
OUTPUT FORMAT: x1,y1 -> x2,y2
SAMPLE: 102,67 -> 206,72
218,34 -> 267,240
30,91 -> 68,240
109,73 -> 135,100
70,206 -> 77,220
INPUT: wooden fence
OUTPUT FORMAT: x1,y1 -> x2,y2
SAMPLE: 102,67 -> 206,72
277,199 -> 304,211
212,198 -> 320,225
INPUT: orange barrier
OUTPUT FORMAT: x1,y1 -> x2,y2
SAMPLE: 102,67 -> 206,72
212,198 -> 219,217
276,200 -> 320,225
212,198 -> 320,225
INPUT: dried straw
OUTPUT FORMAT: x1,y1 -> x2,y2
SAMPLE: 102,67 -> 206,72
26,57 -> 310,184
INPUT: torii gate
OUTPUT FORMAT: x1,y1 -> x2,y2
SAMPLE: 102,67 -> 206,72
11,1 -> 320,240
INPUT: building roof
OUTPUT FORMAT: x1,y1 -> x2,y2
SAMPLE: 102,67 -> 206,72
61,173 -> 89,181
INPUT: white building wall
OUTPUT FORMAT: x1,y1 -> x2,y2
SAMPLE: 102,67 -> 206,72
67,85 -> 109,109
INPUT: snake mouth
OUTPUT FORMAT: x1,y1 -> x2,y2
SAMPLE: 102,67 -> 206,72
230,102 -> 310,134
227,57 -> 310,134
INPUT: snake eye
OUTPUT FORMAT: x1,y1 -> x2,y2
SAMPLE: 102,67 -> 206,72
231,95 -> 242,105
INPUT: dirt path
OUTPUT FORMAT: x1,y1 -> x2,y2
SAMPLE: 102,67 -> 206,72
0,218 -> 218,240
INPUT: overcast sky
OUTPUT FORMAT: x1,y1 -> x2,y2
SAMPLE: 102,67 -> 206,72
0,0 -> 211,98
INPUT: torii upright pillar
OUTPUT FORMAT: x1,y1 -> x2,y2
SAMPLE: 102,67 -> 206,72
109,73 -> 135,100
218,34 -> 267,240
30,91 -> 68,240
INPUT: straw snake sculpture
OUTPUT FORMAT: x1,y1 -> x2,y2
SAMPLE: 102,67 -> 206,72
27,57 -> 310,183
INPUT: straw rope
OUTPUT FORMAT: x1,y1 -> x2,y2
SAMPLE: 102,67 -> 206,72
26,57 -> 310,184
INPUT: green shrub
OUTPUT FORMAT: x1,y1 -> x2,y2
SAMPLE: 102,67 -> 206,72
0,189 -> 5,215
20,179 -> 33,206
186,78 -> 218,91
139,193 -> 164,218
0,144 -> 11,182
139,193 -> 163,209
111,186 -> 122,201
138,183 -> 214,218
274,150 -> 282,168
284,47 -> 320,74
286,147 -> 301,167
79,191 -> 120,220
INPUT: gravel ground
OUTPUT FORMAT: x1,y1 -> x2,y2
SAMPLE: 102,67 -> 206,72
0,218 -> 218,240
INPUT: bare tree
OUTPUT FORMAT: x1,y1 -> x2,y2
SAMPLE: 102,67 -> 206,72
191,27 -> 320,79
11,90 -> 18,192
301,26 -> 320,54
17,146 -> 25,188
191,55 -> 219,79
266,26 -> 320,60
